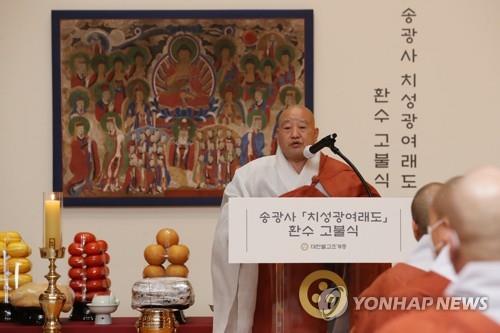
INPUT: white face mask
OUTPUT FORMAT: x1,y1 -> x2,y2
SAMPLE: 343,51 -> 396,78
428,219 -> 445,254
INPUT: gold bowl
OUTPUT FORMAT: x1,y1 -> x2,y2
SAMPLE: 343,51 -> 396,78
135,308 -> 176,333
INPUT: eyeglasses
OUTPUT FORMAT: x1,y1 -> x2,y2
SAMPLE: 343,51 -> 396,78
427,218 -> 446,235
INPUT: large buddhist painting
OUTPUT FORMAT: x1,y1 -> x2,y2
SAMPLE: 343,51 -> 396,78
52,10 -> 313,205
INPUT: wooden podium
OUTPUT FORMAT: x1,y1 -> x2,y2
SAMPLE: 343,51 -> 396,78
252,262 -> 390,333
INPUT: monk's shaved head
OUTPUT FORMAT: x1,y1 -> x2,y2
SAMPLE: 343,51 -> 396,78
431,176 -> 462,220
277,105 -> 316,128
444,166 -> 500,261
411,182 -> 443,237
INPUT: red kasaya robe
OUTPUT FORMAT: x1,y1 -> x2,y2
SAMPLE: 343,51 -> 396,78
350,263 -> 427,331
353,271 -> 450,333
378,308 -> 500,333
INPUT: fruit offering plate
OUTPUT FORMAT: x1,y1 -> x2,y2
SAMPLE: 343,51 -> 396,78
131,277 -> 194,310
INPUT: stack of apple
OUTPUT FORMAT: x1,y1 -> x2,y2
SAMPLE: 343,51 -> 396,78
0,231 -> 33,300
143,228 -> 190,278
68,232 -> 111,302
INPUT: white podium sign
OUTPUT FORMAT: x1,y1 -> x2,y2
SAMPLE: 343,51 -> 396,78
228,197 -> 415,263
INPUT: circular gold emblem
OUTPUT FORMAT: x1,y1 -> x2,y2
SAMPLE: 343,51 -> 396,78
298,270 -> 348,320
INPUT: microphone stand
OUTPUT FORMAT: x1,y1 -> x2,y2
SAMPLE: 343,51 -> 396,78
324,134 -> 373,197
323,134 -> 373,333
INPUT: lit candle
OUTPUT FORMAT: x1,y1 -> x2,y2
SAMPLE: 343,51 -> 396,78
44,193 -> 62,249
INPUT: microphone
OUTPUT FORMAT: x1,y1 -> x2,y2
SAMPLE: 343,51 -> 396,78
303,133 -> 338,159
303,132 -> 373,197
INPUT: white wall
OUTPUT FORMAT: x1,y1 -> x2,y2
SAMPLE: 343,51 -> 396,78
1,0 -> 500,317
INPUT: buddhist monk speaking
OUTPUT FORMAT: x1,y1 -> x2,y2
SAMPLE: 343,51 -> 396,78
211,105 -> 388,333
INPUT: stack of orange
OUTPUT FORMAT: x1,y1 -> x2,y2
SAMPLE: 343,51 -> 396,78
0,231 -> 33,301
143,228 -> 190,278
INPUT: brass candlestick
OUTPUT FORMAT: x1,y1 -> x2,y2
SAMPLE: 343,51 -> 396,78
39,245 -> 66,333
